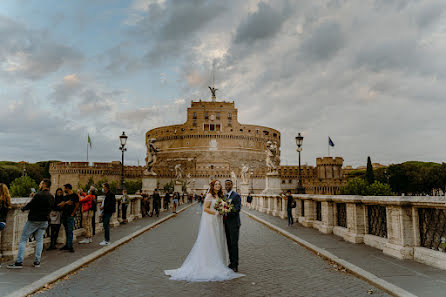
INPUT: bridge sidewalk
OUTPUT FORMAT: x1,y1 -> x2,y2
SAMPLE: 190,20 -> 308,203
243,208 -> 446,297
0,203 -> 195,297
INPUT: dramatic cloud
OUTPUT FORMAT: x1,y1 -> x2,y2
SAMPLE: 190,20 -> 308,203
2,0 -> 446,168
0,15 -> 82,80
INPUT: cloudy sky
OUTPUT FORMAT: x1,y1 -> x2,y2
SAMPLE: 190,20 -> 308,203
1,0 -> 445,167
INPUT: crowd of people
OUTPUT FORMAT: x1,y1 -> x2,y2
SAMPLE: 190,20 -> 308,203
0,179 -> 117,268
0,180 -> 212,269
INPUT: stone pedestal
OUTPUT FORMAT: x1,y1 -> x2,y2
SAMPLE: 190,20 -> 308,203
262,173 -> 281,195
174,181 -> 183,194
142,175 -> 158,194
239,182 -> 249,196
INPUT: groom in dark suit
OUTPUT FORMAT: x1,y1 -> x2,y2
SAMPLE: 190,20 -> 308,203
224,180 -> 241,272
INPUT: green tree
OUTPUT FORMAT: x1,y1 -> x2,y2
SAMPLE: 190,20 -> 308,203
163,180 -> 174,193
10,176 -> 38,197
366,156 -> 374,184
367,181 -> 394,196
339,178 -> 369,195
125,179 -> 142,194
339,178 -> 395,196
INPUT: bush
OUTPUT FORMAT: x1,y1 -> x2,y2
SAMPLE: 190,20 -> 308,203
125,179 -> 142,194
339,178 -> 395,196
10,176 -> 38,197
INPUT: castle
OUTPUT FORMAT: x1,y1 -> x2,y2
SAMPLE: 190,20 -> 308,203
49,92 -> 346,194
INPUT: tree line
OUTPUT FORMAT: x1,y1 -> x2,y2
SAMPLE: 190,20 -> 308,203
341,158 -> 446,196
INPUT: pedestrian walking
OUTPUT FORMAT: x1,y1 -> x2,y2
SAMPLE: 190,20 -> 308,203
0,183 -> 11,267
46,188 -> 64,250
8,179 -> 54,268
120,189 -> 130,224
151,189 -> 161,217
59,184 -> 79,252
164,192 -> 170,210
281,190 -> 296,226
172,192 -> 179,213
99,183 -> 115,246
78,188 -> 95,243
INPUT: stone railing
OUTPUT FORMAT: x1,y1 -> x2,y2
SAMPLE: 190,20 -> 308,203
0,194 -> 188,262
242,194 -> 446,270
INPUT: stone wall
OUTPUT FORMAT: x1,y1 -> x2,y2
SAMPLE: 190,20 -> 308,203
243,193 -> 446,270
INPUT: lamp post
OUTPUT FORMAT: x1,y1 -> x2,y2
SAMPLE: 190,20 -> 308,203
295,133 -> 305,194
119,131 -> 128,193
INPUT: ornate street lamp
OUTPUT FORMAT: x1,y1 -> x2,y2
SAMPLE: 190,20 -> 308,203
119,131 -> 128,193
295,133 -> 305,194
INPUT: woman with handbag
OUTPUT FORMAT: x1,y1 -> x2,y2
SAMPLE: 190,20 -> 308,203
47,188 -> 64,250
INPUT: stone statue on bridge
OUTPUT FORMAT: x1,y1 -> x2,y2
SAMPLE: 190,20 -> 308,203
241,164 -> 250,184
265,141 -> 279,174
175,164 -> 183,181
144,138 -> 159,176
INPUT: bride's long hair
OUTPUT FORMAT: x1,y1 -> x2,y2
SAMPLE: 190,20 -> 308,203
209,180 -> 224,198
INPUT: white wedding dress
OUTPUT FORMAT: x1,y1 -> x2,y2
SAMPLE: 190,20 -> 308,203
164,194 -> 244,282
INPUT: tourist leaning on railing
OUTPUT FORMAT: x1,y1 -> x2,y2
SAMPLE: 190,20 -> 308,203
8,179 -> 54,269
46,188 -> 64,251
281,190 -> 296,226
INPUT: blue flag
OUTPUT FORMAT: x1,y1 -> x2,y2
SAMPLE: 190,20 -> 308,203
328,137 -> 335,147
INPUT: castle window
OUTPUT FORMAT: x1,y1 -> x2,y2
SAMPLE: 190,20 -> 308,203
193,120 -> 197,127
210,165 -> 214,170
181,128 -> 185,131
248,130 -> 251,133
204,124 -> 210,131
256,129 -> 259,134
216,112 -> 220,120
193,112 -> 197,119
205,112 -> 209,120
263,130 -> 269,136
228,120 -> 232,127
273,133 -> 277,137
282,180 -> 285,184
216,124 -> 221,131
289,179 -> 292,184
240,129 -> 243,132
228,113 -> 232,119
210,124 -> 215,131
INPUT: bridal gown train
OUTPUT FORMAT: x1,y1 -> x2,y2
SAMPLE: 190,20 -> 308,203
164,194 -> 244,282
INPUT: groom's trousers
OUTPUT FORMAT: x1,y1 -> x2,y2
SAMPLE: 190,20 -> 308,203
224,221 -> 240,268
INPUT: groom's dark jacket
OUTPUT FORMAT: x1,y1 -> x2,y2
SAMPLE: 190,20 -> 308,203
225,191 -> 241,227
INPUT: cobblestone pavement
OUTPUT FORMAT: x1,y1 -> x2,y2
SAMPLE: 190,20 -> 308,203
37,207 -> 390,297
243,208 -> 446,297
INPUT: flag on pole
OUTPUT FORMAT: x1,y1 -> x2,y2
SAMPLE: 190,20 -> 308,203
88,134 -> 92,149
328,137 -> 335,147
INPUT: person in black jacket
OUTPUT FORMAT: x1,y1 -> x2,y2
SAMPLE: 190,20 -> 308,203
99,183 -> 115,246
151,189 -> 161,217
223,180 -> 242,273
8,179 -> 54,269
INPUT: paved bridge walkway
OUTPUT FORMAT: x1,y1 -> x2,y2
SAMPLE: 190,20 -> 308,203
30,206 -> 390,297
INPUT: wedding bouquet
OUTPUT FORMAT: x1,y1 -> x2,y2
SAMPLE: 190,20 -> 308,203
214,198 -> 234,215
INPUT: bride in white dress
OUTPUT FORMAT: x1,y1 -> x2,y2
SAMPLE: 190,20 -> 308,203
164,180 -> 244,282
